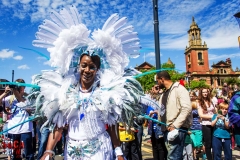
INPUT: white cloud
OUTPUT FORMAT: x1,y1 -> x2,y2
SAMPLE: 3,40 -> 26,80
209,53 -> 240,61
13,55 -> 23,60
145,52 -> 155,58
0,49 -> 15,59
1,0 -> 239,50
36,56 -> 46,61
37,56 -> 49,65
19,0 -> 32,4
18,64 -> 30,69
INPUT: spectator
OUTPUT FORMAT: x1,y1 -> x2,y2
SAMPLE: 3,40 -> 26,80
119,122 -> 141,160
211,89 -> 218,107
228,91 -> 240,149
189,91 -> 198,101
222,83 -> 229,99
156,71 -> 192,160
233,84 -> 239,92
216,85 -> 222,98
211,102 -> 232,160
190,101 -> 206,160
197,88 -> 216,160
36,120 -> 50,160
0,79 -> 34,160
183,131 -> 193,160
147,104 -> 167,160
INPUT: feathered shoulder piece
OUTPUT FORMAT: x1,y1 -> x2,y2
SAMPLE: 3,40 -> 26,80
33,5 -> 141,76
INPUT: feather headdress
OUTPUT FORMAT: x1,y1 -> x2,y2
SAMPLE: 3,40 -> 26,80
33,5 -> 141,76
29,5 -> 144,130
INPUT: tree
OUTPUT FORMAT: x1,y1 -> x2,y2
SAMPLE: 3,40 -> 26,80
189,80 -> 209,90
136,61 -> 185,92
224,77 -> 240,86
136,67 -> 156,92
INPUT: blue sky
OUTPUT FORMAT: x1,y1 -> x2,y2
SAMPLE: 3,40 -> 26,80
0,0 -> 240,86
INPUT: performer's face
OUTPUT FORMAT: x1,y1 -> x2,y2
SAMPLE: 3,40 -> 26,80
79,55 -> 98,85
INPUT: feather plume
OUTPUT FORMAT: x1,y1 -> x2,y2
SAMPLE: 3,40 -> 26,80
118,32 -> 138,42
43,19 -> 62,33
35,32 -> 56,43
102,13 -> 119,31
115,25 -> 134,37
38,25 -> 59,37
59,8 -> 74,27
32,40 -> 54,48
69,5 -> 81,25
110,17 -> 128,33
50,10 -> 68,29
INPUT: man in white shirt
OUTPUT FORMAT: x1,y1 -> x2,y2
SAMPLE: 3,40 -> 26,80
1,79 -> 34,160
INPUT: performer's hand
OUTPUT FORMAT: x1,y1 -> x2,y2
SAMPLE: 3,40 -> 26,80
117,155 -> 124,160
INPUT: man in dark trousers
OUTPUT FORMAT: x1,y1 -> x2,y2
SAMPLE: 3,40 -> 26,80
156,71 -> 192,160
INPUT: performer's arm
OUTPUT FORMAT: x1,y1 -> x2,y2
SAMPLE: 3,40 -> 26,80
107,124 -> 124,160
40,127 -> 63,160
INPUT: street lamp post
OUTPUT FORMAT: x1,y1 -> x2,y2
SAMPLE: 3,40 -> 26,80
186,70 -> 191,90
152,0 -> 161,70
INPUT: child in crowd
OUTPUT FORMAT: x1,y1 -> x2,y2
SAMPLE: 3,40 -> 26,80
189,100 -> 206,160
211,102 -> 232,160
183,131 -> 193,160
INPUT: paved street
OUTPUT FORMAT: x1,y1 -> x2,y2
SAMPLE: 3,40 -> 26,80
1,129 -> 240,160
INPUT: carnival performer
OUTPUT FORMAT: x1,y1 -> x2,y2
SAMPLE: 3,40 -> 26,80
13,6 -> 146,160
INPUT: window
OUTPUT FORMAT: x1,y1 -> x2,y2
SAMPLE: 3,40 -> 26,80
198,52 -> 202,60
188,55 -> 190,62
188,64 -> 191,68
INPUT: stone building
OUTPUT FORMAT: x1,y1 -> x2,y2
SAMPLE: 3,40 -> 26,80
135,61 -> 154,71
184,17 -> 240,86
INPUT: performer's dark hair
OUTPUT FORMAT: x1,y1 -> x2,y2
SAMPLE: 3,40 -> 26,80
80,54 -> 101,70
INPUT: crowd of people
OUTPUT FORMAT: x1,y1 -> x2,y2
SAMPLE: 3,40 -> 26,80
0,5 -> 240,160
135,73 -> 240,160
0,71 -> 240,160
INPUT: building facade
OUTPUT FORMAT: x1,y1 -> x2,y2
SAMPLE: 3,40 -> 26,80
135,61 -> 154,71
184,17 -> 240,86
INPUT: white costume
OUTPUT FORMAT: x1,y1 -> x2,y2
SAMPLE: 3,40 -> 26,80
22,5 -> 146,160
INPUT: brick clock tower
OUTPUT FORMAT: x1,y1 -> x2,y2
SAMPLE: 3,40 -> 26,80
184,17 -> 211,84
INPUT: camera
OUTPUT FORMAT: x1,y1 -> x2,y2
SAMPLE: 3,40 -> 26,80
9,84 -> 19,89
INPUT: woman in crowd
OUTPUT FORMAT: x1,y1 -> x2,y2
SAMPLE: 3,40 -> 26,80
197,88 -> 216,160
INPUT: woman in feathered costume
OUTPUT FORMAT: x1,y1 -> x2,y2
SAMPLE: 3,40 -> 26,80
26,5 -> 145,160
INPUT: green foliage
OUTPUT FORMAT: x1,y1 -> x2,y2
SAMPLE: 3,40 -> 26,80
161,62 -> 175,69
136,67 -> 156,92
224,77 -> 240,86
136,61 -> 185,92
189,80 -> 209,90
